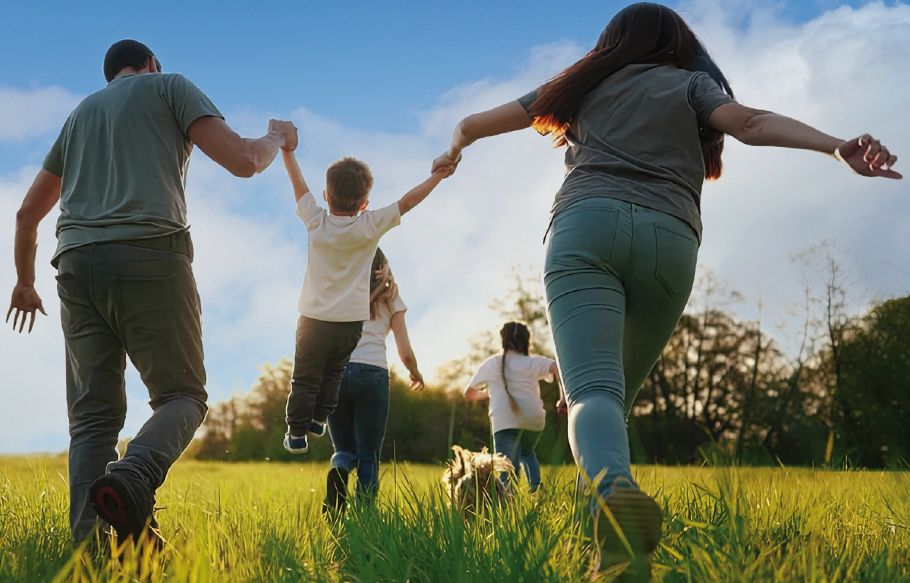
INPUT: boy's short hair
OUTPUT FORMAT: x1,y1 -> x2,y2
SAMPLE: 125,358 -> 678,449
326,157 -> 373,212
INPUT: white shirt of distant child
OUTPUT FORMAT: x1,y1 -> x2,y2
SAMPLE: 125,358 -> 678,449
295,192 -> 400,322
466,353 -> 556,433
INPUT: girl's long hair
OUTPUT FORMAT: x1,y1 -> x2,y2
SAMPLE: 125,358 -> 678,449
369,248 -> 398,320
500,322 -> 531,417
528,2 -> 734,180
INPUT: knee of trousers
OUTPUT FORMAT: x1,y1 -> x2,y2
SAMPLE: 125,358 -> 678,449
68,414 -> 126,440
331,451 -> 357,471
568,380 -> 626,410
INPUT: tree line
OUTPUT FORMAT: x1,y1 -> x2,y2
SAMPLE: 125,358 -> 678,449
193,241 -> 909,468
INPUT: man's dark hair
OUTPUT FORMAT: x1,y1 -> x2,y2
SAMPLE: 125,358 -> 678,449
103,40 -> 161,82
325,157 -> 373,212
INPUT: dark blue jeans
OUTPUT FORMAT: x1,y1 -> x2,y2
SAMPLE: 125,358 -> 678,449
493,429 -> 543,493
326,362 -> 390,500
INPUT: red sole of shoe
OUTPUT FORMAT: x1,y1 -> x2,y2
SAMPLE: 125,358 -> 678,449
94,484 -> 130,533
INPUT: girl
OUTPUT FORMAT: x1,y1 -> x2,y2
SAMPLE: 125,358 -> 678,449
433,2 -> 899,576
324,248 -> 424,514
464,321 -> 560,494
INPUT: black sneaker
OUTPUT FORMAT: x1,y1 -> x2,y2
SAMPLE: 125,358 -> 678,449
89,470 -> 164,551
322,467 -> 349,519
307,421 -> 327,438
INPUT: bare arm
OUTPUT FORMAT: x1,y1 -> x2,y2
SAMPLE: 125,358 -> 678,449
709,103 -> 901,179
390,310 -> 424,391
464,386 -> 490,401
551,361 -> 568,415
282,150 -> 311,202
397,166 -> 453,216
7,169 -> 60,333
187,117 -> 298,178
433,101 -> 533,172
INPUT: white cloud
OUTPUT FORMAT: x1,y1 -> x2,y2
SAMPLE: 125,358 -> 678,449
0,86 -> 82,142
1,2 -> 908,452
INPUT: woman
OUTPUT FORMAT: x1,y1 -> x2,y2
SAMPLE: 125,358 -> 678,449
463,321 -> 560,494
432,2 -> 900,576
323,248 -> 424,514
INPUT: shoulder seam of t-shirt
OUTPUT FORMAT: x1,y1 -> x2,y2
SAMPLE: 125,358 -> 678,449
686,71 -> 704,111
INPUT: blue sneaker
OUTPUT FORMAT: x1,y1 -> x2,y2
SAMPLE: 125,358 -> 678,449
307,421 -> 327,438
283,433 -> 309,454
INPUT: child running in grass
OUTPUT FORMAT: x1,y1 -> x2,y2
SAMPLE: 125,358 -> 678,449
323,248 -> 425,516
463,321 -> 560,493
281,146 -> 452,454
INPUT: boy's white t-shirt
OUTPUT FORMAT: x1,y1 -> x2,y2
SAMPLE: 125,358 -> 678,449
295,192 -> 401,322
466,352 -> 555,433
349,294 -> 407,370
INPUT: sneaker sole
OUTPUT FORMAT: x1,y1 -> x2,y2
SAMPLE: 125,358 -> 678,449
594,488 -> 663,580
322,468 -> 348,519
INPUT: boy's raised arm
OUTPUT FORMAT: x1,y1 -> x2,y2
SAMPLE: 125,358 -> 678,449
282,149 -> 312,202
397,166 -> 454,216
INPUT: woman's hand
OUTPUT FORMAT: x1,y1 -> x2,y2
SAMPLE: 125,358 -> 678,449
431,151 -> 462,174
837,135 -> 901,179
556,398 -> 568,416
409,370 -> 425,391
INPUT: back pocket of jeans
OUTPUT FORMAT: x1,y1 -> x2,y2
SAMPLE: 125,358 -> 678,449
547,207 -> 620,270
654,224 -> 698,297
115,274 -> 176,331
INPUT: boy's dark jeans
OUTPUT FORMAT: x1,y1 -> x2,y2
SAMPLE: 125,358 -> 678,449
286,316 -> 362,436
56,238 -> 208,542
327,362 -> 390,500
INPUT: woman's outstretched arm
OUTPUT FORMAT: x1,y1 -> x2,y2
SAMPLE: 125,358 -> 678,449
708,103 -> 901,179
432,101 -> 533,172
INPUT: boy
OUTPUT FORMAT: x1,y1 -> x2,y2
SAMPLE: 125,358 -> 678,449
281,146 -> 452,454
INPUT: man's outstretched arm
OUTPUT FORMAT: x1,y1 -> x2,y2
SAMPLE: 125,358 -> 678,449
7,169 -> 60,333
188,117 -> 298,178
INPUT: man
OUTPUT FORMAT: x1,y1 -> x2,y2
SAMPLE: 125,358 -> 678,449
6,39 -> 298,547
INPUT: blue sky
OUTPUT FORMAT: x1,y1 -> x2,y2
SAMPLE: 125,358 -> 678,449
1,0 -> 908,453
0,0 -> 871,139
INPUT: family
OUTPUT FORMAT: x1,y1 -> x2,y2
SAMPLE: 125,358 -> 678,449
7,3 -> 899,578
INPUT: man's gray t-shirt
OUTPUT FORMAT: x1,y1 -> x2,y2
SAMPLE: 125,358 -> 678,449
43,73 -> 223,264
519,64 -> 734,241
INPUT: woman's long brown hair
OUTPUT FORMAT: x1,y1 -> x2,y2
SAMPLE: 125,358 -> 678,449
528,2 -> 734,180
368,248 -> 398,320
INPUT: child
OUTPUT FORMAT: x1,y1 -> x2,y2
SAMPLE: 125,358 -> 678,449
463,321 -> 560,493
281,147 -> 452,454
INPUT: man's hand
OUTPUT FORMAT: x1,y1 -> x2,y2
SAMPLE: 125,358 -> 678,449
837,134 -> 901,179
409,370 -> 425,392
7,284 -> 46,333
269,119 -> 298,151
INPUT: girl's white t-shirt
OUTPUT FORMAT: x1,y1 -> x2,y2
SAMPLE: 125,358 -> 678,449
348,294 -> 407,370
466,352 -> 555,433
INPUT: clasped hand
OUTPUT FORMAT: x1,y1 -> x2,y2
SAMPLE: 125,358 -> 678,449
837,134 -> 901,179
269,119 -> 299,152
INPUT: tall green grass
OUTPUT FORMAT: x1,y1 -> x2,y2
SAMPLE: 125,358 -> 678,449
1,457 -> 907,582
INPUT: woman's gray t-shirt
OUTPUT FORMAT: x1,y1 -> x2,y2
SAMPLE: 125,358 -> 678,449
519,64 -> 734,241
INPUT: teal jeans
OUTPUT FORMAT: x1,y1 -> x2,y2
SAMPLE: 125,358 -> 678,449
544,198 -> 698,500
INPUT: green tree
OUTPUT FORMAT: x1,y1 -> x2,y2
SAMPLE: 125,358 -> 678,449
834,296 -> 910,467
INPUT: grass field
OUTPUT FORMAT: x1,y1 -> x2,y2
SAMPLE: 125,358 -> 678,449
1,457 -> 908,582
